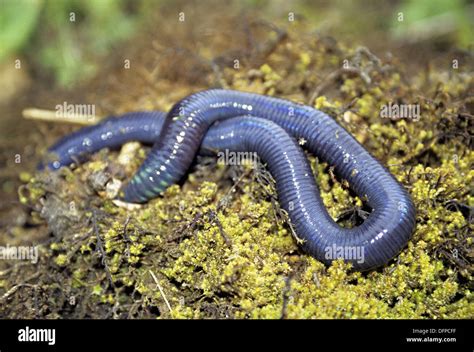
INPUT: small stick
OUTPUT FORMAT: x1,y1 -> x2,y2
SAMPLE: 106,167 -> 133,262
22,108 -> 100,125
0,271 -> 41,303
149,270 -> 173,315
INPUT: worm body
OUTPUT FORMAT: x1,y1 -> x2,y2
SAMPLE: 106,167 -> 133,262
43,111 -> 165,169
43,90 -> 416,270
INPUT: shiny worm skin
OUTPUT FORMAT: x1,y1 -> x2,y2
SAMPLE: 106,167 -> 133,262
43,89 -> 416,270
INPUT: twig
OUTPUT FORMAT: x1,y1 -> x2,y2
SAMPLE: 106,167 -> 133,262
149,270 -> 173,315
0,284 -> 36,303
23,108 -> 100,125
0,272 -> 41,303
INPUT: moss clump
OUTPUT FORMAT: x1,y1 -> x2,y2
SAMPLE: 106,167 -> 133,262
1,20 -> 473,319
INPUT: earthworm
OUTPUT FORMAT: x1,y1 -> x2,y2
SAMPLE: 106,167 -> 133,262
42,90 -> 416,270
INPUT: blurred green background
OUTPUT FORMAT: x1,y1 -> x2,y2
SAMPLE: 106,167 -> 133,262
0,0 -> 472,88
0,0 -> 153,87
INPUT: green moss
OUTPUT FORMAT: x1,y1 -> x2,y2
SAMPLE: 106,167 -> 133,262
54,254 -> 68,267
